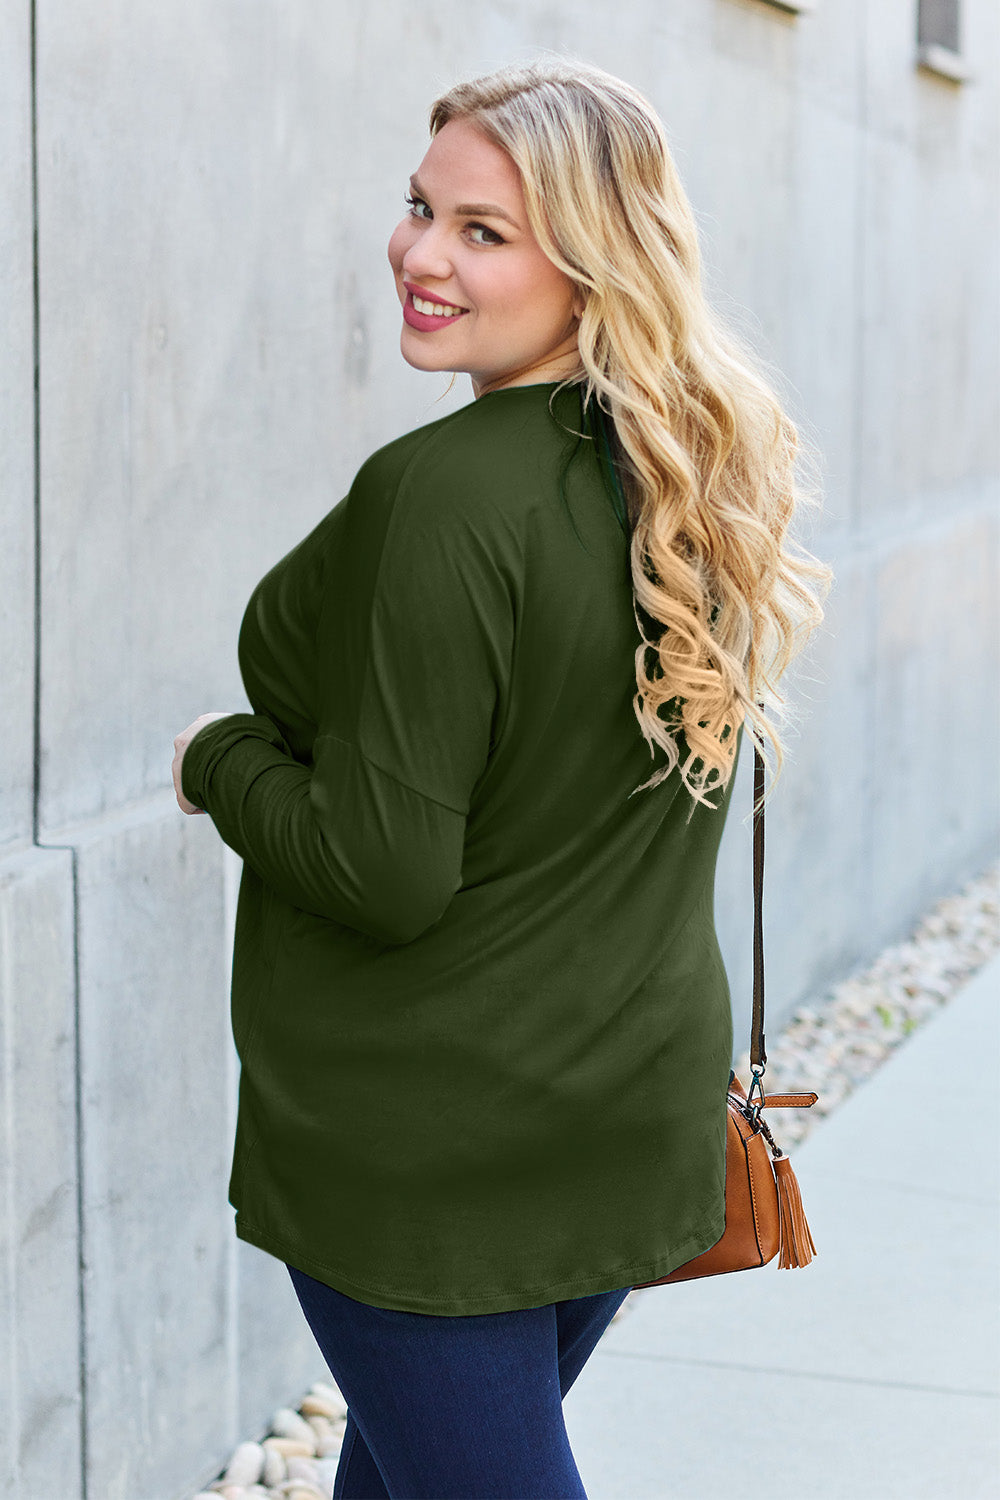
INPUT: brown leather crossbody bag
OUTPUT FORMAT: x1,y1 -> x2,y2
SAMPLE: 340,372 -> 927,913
633,737 -> 819,1286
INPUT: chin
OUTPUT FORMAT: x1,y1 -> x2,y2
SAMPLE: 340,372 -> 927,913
399,346 -> 448,374
399,333 -> 458,374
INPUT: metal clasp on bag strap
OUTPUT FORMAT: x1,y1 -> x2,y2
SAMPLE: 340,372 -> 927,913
746,1063 -> 766,1126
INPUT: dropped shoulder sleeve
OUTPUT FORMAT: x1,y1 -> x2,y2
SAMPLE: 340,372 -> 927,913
180,450 -> 516,946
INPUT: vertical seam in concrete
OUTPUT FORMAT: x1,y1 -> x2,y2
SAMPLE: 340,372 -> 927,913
29,0 -> 40,849
223,847 -> 240,1448
28,4 -> 89,1493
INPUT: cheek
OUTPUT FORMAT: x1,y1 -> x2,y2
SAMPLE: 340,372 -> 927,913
487,254 -> 573,328
470,259 -> 528,318
531,263 -> 577,328
387,221 -> 415,274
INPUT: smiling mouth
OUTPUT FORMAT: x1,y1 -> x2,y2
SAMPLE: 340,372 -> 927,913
411,294 -> 466,317
401,288 -> 470,334
403,282 -> 469,319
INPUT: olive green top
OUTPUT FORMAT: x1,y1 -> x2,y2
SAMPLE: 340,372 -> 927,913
182,379 -> 743,1316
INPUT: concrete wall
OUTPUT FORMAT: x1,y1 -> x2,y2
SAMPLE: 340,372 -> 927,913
2,2 -> 997,1496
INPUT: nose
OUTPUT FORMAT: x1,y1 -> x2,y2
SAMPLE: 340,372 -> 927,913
400,221 -> 455,287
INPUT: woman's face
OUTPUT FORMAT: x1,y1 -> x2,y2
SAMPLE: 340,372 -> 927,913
387,117 -> 584,397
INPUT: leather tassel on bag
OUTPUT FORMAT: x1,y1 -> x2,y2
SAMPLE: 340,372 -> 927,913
772,1150 -> 817,1268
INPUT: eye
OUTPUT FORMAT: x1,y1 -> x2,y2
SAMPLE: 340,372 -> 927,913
468,223 -> 505,247
403,193 -> 431,220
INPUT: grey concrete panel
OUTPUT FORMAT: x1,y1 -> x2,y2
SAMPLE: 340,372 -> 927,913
72,799 -> 231,1500
33,1 -> 470,836
0,845 -> 80,1500
637,0 -> 864,557
0,0 -> 36,849
860,1 -> 1000,514
234,1239 -> 328,1448
871,505 -> 1000,937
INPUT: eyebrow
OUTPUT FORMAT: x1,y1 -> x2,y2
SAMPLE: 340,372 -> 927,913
409,175 -> 521,229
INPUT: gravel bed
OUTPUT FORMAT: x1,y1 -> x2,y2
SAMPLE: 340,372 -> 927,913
192,860 -> 999,1500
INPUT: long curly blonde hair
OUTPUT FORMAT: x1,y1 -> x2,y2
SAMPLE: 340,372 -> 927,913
430,57 -> 833,813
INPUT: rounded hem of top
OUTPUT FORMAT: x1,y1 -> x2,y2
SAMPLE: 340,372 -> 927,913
233,1198 -> 727,1317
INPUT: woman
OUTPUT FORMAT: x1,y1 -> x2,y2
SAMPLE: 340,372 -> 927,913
172,57 -> 831,1500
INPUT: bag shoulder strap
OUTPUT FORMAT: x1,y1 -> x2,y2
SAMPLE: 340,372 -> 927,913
751,738 -> 766,1073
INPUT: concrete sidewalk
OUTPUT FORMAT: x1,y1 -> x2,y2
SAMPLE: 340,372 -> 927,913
563,953 -> 1000,1500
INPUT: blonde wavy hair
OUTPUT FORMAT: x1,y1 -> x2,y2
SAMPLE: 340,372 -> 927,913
430,57 -> 834,813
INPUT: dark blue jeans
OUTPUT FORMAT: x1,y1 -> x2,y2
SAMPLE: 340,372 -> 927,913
286,1263 -> 632,1499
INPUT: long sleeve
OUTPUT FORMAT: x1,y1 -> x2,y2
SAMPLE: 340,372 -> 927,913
181,466 -> 517,946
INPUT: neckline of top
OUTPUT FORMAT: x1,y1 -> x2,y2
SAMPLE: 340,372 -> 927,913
475,379 -> 581,401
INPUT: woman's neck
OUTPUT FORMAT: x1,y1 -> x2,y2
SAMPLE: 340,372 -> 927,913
472,344 -> 584,400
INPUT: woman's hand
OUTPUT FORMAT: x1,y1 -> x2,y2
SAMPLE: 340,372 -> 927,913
172,712 -> 236,814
